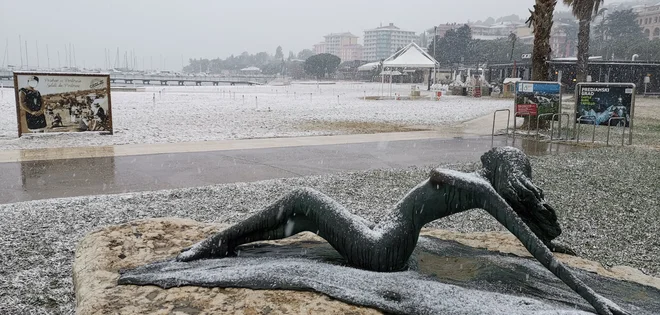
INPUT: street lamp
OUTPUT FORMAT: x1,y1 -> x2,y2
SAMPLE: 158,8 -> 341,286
433,26 -> 437,86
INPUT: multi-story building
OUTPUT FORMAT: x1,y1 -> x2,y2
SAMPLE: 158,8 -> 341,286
313,42 -> 327,55
419,23 -> 462,48
324,33 -> 358,55
363,23 -> 418,61
634,3 -> 660,40
312,32 -> 363,61
469,21 -> 523,40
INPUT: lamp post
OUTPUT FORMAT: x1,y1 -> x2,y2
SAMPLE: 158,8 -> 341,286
433,26 -> 437,86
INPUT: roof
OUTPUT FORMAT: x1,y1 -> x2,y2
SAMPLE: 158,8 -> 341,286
382,42 -> 439,68
472,35 -> 509,40
240,66 -> 261,71
357,62 -> 380,71
551,56 -> 603,61
324,32 -> 358,38
503,78 -> 521,84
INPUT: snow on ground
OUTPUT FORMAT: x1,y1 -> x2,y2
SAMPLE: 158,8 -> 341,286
0,147 -> 658,314
0,83 -> 510,150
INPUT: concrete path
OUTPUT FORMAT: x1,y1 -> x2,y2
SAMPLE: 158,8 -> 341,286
0,135 -> 580,204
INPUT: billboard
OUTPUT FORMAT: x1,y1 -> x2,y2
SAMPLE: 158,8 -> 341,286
575,83 -> 634,127
514,81 -> 561,117
13,72 -> 112,137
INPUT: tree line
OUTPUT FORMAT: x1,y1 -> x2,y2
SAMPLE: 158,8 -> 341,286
428,25 -> 534,67
182,47 -> 315,75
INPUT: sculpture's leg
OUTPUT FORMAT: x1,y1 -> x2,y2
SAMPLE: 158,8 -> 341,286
431,169 -> 628,315
177,188 -> 377,263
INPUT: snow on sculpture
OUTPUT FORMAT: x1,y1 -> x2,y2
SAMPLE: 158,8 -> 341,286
175,147 -> 627,315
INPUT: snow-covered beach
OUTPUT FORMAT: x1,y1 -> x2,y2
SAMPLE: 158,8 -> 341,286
0,83 -> 510,150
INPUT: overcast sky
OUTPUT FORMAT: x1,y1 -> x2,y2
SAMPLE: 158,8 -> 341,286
0,0 -> 630,70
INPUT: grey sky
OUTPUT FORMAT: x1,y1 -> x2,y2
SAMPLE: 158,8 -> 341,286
0,0 -> 617,70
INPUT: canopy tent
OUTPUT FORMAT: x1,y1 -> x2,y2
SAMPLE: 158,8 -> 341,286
377,42 -> 439,98
382,42 -> 439,68
380,70 -> 402,76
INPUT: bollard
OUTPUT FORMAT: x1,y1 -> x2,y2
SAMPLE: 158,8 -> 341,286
153,93 -> 156,105
310,93 -> 312,101
364,91 -> 366,100
255,96 -> 258,109
337,95 -> 340,105
242,95 -> 245,105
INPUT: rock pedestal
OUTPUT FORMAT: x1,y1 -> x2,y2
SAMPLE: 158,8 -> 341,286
74,218 -> 660,315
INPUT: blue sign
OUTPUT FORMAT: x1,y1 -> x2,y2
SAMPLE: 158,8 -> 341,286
514,81 -> 562,116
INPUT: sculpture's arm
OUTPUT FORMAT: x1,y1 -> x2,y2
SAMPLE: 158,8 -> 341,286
430,169 -> 628,315
479,147 -> 575,255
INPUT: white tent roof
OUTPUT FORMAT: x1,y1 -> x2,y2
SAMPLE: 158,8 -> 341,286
240,66 -> 261,71
357,62 -> 380,71
382,42 -> 439,68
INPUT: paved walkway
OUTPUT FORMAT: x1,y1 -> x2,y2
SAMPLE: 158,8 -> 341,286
0,134 -> 581,204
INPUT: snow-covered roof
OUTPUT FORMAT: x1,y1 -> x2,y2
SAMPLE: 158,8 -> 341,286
473,35 -> 508,40
503,78 -> 521,84
382,42 -> 439,68
357,62 -> 380,71
551,56 -> 603,61
240,66 -> 261,72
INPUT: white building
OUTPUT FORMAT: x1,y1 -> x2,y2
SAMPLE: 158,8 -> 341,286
312,32 -> 363,61
363,23 -> 418,61
634,3 -> 660,40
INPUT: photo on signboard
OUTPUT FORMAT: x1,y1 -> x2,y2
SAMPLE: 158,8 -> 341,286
13,72 -> 113,137
514,82 -> 561,118
576,84 -> 633,127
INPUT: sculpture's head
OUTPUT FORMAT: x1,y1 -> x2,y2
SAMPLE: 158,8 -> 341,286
479,146 -> 562,243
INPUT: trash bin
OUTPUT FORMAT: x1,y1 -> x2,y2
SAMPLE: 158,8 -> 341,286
436,91 -> 442,100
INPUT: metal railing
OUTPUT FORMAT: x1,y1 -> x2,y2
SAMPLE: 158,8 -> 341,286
551,113 -> 570,141
512,112 -> 533,144
576,115 -> 597,144
535,113 -> 555,141
607,117 -> 627,146
491,109 -> 511,147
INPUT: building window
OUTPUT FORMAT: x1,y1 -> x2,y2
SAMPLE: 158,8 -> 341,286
655,28 -> 660,38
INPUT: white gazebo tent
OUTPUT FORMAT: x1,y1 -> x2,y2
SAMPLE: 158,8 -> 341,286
380,42 -> 439,97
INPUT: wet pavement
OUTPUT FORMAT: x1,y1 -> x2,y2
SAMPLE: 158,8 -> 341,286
0,136 -> 584,204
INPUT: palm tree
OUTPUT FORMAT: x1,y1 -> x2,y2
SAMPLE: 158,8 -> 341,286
563,0 -> 604,82
527,0 -> 557,81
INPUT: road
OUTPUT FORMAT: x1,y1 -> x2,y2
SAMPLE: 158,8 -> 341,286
0,136 -> 581,204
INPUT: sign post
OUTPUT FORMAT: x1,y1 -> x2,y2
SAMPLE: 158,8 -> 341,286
13,71 -> 113,137
514,81 -> 562,136
514,81 -> 562,117
574,82 -> 635,145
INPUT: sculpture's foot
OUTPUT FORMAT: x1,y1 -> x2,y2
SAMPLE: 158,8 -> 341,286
176,237 -> 232,262
546,241 -> 577,256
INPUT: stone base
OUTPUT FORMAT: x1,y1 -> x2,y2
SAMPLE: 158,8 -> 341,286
74,218 -> 660,315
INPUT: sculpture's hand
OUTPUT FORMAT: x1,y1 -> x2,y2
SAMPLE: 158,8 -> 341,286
592,294 -> 630,315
